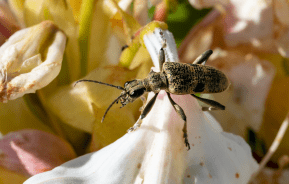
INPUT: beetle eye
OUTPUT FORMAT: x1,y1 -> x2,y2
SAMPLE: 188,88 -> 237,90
130,88 -> 145,98
124,80 -> 137,87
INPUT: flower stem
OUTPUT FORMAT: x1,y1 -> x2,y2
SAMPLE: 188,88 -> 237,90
78,0 -> 96,77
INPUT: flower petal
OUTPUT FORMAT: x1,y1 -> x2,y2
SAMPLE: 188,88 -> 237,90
24,92 -> 258,184
47,66 -> 140,133
24,0 -> 80,81
0,21 -> 66,102
189,0 -> 274,48
67,0 -> 83,23
0,129 -> 76,176
203,49 -> 275,136
223,0 -> 273,47
0,97 -> 52,134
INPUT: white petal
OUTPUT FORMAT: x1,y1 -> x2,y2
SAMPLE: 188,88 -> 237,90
143,28 -> 179,71
206,49 -> 275,134
24,92 -> 258,184
223,0 -> 273,47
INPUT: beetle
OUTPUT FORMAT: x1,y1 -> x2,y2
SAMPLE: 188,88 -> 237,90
75,41 -> 229,150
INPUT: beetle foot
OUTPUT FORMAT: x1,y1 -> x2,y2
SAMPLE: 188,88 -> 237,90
127,119 -> 143,133
139,95 -> 147,112
183,133 -> 190,150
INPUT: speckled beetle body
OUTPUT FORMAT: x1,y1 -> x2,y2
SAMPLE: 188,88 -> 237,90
143,62 -> 229,95
75,45 -> 229,150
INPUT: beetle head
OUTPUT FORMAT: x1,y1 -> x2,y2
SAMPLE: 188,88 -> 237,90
119,79 -> 146,107
73,79 -> 146,122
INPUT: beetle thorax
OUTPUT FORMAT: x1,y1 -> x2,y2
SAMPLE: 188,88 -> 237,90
143,70 -> 167,93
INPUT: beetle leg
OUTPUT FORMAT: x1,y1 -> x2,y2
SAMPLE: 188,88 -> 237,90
191,94 -> 225,111
166,92 -> 190,150
140,93 -> 159,119
128,93 -> 159,132
193,50 -> 213,65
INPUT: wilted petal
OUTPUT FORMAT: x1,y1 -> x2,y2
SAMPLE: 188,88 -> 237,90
0,21 -> 66,102
0,129 -> 76,176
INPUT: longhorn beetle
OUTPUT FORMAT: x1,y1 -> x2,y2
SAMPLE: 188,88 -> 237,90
75,40 -> 229,150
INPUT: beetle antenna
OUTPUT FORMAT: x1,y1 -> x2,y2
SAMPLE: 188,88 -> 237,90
74,79 -> 125,90
101,93 -> 125,123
